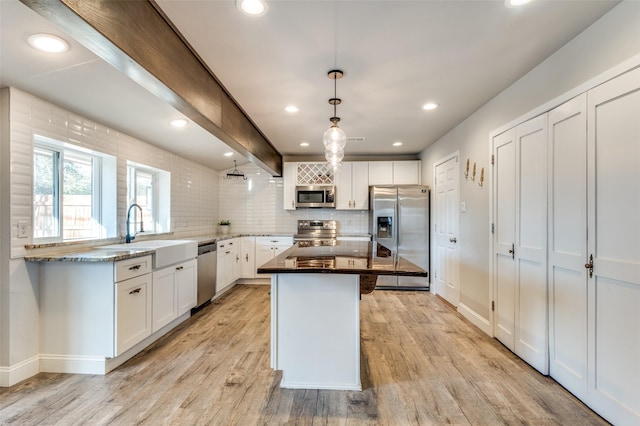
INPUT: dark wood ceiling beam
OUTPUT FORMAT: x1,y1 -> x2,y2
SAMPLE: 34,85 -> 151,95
21,0 -> 283,176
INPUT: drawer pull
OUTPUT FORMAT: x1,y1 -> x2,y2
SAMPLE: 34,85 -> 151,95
128,264 -> 142,271
176,266 -> 184,271
226,250 -> 231,254
129,287 -> 142,295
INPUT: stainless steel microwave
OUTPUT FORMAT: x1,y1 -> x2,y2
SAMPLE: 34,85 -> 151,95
295,185 -> 336,208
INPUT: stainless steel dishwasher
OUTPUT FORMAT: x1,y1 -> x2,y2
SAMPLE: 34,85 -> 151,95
195,242 -> 217,309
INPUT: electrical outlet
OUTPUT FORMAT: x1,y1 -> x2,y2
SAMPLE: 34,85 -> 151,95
18,221 -> 28,238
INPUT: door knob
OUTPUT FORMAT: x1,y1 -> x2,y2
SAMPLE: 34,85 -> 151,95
449,237 -> 457,243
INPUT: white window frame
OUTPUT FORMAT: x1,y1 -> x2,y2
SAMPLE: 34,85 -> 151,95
33,136 -> 106,242
127,161 -> 171,235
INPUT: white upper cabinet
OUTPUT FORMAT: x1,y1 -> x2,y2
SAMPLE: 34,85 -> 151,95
368,161 -> 421,185
393,160 -> 421,184
335,162 -> 369,210
283,162 -> 297,210
368,162 -> 393,185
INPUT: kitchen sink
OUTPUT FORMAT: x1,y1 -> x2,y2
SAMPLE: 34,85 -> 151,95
102,239 -> 197,269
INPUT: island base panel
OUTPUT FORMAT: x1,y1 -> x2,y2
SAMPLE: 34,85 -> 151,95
271,273 -> 361,391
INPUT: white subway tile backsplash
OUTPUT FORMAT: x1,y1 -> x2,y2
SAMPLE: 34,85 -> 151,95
8,87 -> 219,256
218,162 -> 370,235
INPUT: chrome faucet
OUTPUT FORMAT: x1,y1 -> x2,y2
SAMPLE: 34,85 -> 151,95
126,203 -> 144,243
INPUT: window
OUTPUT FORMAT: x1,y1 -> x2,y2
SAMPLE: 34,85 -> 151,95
33,136 -> 117,242
127,161 -> 171,235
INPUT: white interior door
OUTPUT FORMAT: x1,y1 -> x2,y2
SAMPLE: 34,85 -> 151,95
433,153 -> 459,306
493,130 -> 516,350
514,115 -> 548,374
586,67 -> 640,425
548,94 -> 588,399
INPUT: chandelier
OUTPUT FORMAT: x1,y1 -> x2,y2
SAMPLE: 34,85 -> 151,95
323,69 -> 346,167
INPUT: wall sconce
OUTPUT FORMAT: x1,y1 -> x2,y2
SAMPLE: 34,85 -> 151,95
465,159 -> 470,180
471,162 -> 477,181
479,167 -> 485,187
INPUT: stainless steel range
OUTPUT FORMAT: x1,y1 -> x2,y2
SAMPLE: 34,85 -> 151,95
294,220 -> 338,247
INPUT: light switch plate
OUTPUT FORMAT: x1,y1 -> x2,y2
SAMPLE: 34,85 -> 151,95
460,202 -> 467,213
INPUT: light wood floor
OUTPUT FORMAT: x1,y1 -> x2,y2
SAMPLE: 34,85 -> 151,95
1,285 -> 606,425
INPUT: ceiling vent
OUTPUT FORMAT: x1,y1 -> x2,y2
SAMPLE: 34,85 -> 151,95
346,137 -> 366,143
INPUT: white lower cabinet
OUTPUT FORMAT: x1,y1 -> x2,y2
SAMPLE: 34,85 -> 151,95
255,236 -> 293,278
216,238 -> 239,292
176,260 -> 197,315
39,252 -> 197,374
116,273 -> 152,355
40,255 -> 153,363
240,237 -> 256,279
152,259 -> 197,333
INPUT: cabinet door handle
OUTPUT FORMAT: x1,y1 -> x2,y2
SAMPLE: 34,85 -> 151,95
291,201 -> 295,208
236,255 -> 239,261
176,266 -> 183,271
228,242 -> 233,246
245,254 -> 249,262
225,250 -> 231,254
128,264 -> 142,271
129,287 -> 141,295
585,254 -> 594,278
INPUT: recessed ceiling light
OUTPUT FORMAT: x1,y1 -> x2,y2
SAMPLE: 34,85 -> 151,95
505,0 -> 531,7
422,102 -> 439,111
28,33 -> 69,53
236,0 -> 268,16
300,142 -> 309,147
393,142 -> 403,147
224,152 -> 234,157
285,105 -> 299,113
169,118 -> 188,127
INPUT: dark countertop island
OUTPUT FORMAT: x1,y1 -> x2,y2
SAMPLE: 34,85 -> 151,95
264,241 -> 428,391
257,241 -> 427,277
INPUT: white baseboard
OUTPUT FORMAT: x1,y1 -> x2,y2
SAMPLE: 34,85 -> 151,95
458,302 -> 492,336
40,354 -> 107,375
0,355 -> 40,387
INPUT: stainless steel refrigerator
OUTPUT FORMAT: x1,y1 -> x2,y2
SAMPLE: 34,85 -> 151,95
370,185 -> 430,289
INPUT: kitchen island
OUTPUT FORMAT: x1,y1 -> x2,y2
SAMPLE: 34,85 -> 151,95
257,241 -> 427,391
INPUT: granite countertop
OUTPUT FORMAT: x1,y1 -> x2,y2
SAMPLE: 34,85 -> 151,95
24,233 -> 296,262
25,247 -> 155,263
256,241 -> 427,278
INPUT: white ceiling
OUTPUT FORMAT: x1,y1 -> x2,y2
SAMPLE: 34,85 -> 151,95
1,0 -> 618,171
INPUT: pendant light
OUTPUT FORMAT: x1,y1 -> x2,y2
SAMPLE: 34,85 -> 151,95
323,69 -> 346,164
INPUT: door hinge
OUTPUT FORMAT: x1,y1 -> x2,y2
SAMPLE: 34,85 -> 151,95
491,154 -> 495,166
491,301 -> 495,312
491,223 -> 495,234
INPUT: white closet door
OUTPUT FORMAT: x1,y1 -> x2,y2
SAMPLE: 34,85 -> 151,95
493,129 -> 516,349
548,94 -> 588,399
434,154 -> 460,306
586,67 -> 640,425
514,115 -> 548,374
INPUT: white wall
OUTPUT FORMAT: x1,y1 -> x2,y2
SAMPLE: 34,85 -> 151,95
218,162 -> 370,235
421,1 -> 640,324
0,88 -> 220,386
